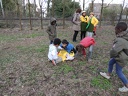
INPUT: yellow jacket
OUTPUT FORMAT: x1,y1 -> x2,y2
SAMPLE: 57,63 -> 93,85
90,16 -> 99,26
80,16 -> 89,23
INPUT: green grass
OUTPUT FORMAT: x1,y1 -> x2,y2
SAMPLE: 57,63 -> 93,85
91,76 -> 112,90
56,64 -> 74,74
0,34 -> 18,42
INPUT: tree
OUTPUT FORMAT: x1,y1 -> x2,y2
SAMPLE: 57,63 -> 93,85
118,0 -> 125,23
49,0 -> 80,18
99,0 -> 113,27
0,0 -> 5,18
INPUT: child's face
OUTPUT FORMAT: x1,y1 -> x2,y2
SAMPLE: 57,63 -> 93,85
51,21 -> 56,25
115,27 -> 122,35
62,44 -> 67,48
82,12 -> 86,16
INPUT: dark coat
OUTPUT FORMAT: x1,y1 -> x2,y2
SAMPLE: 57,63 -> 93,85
46,17 -> 57,41
110,31 -> 128,67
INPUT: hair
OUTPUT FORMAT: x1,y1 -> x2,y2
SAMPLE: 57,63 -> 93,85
62,39 -> 69,44
115,22 -> 127,31
76,8 -> 82,13
90,12 -> 94,16
53,38 -> 61,45
76,44 -> 84,53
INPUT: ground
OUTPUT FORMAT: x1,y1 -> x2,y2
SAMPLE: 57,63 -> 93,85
0,25 -> 128,96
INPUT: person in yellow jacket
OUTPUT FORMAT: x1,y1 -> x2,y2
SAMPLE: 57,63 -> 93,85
80,11 -> 89,40
86,12 -> 99,61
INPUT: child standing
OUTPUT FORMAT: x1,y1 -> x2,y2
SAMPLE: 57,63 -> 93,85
100,22 -> 128,92
61,39 -> 76,54
48,38 -> 62,65
46,17 -> 57,44
80,11 -> 89,40
86,12 -> 99,61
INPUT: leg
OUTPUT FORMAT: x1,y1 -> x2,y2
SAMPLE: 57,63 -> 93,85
81,31 -> 84,40
116,63 -> 128,87
73,31 -> 78,42
50,40 -> 53,44
100,58 -> 116,79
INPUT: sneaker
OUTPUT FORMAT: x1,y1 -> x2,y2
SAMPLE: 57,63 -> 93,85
100,72 -> 110,79
119,86 -> 128,92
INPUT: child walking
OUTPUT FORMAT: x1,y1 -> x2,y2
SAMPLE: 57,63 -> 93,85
46,17 -> 57,44
100,22 -> 128,92
48,38 -> 62,65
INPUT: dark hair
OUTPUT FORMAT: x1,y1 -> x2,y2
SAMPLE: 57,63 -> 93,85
62,39 -> 69,44
53,38 -> 61,45
115,22 -> 127,31
76,8 -> 81,13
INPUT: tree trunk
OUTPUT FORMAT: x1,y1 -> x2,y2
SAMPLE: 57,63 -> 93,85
52,0 -> 54,17
40,5 -> 43,29
28,0 -> 32,30
63,0 -> 65,29
118,0 -> 125,23
47,0 -> 51,17
16,0 -> 22,30
22,0 -> 26,17
83,0 -> 85,10
34,0 -> 36,17
99,0 -> 104,28
0,0 -> 5,18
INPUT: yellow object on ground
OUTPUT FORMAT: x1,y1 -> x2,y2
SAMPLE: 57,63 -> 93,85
58,50 -> 74,61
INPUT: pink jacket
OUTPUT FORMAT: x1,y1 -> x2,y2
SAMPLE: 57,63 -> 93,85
80,37 -> 95,48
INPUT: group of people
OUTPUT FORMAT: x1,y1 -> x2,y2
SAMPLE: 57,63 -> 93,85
46,10 -> 128,92
72,9 -> 98,42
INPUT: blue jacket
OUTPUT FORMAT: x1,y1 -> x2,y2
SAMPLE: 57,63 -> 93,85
61,43 -> 74,53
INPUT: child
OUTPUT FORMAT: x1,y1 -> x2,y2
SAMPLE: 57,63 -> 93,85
100,22 -> 128,92
48,38 -> 62,65
80,11 -> 89,40
61,39 -> 76,54
75,37 -> 95,60
46,17 -> 57,44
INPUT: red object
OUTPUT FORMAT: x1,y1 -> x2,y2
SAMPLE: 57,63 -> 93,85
80,37 -> 95,48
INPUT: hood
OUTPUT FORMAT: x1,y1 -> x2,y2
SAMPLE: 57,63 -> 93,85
50,17 -> 56,23
118,31 -> 128,41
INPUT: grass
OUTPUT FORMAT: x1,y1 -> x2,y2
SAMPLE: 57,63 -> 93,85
91,76 -> 112,90
0,26 -> 128,96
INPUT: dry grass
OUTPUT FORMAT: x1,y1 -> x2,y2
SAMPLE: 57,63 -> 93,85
0,25 -> 128,96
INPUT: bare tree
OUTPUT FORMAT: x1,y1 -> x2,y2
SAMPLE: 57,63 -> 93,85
28,0 -> 32,30
52,0 -> 54,17
15,0 -> 22,30
34,0 -> 36,17
118,0 -> 125,23
0,0 -> 5,18
99,0 -> 113,27
47,0 -> 51,16
39,0 -> 43,29
63,0 -> 65,29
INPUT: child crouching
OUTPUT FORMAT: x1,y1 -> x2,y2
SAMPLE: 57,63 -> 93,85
75,37 -> 95,60
48,38 -> 62,65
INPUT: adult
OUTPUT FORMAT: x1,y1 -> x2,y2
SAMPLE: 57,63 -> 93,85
80,11 -> 89,40
72,8 -> 82,42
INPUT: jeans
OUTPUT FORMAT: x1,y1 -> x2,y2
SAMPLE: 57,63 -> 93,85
108,58 -> 128,85
50,40 -> 53,44
86,32 -> 94,58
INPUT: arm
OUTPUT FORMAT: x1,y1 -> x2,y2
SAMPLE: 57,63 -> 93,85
80,16 -> 87,22
46,26 -> 54,36
73,13 -> 78,25
110,39 -> 124,58
93,17 -> 99,27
